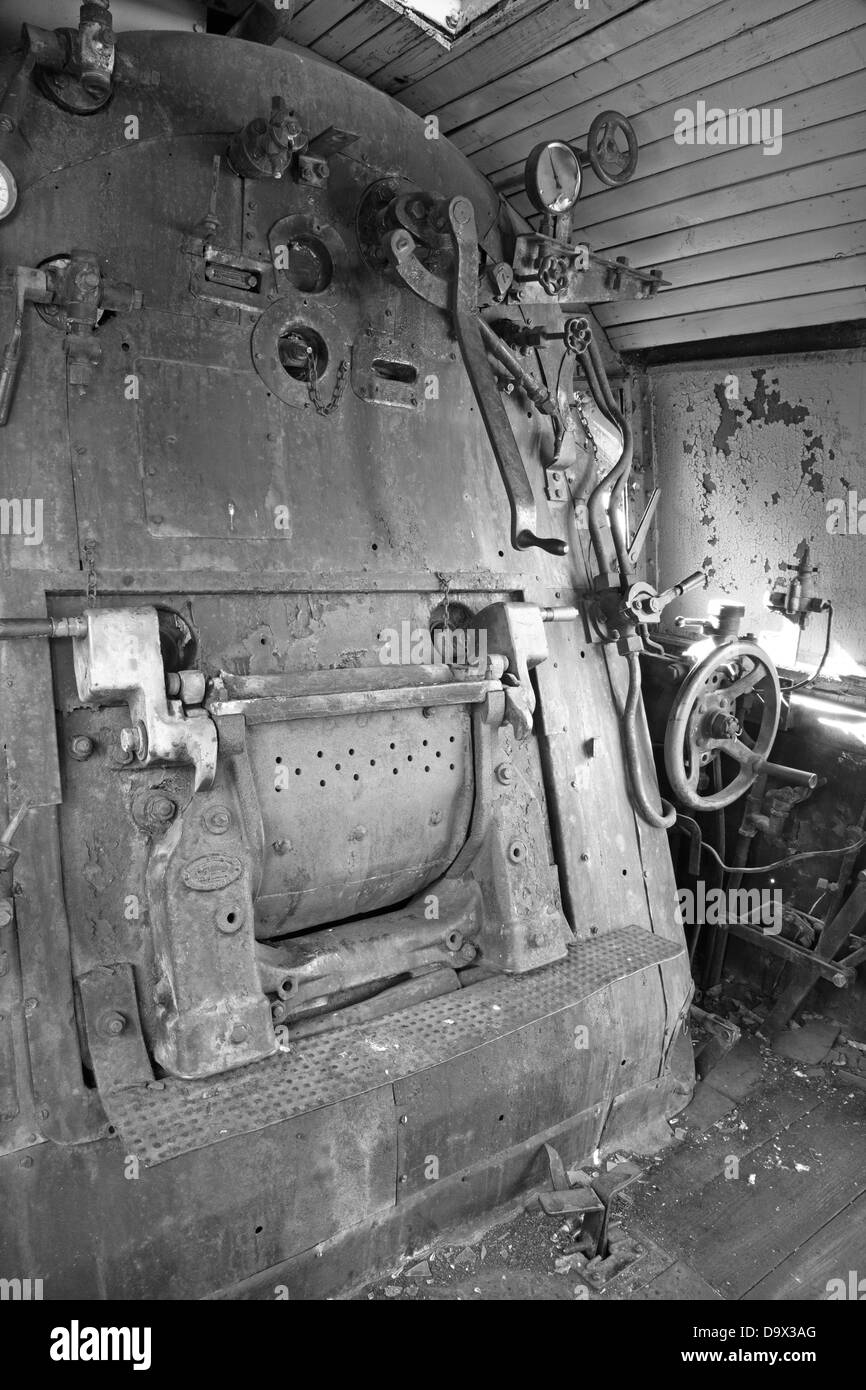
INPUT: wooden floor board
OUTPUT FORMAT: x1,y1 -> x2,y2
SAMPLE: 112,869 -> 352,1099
742,1194 -> 866,1300
681,1099 -> 866,1297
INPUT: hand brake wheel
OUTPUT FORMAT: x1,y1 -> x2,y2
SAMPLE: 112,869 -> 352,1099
586,111 -> 639,187
664,640 -> 781,812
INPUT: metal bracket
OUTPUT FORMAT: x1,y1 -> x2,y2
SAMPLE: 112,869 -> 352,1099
469,602 -> 549,740
72,607 -> 218,792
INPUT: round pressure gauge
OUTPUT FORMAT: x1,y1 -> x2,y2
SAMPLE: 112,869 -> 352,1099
524,141 -> 582,214
0,160 -> 17,221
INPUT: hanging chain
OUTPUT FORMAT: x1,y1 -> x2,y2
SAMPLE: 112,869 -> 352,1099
305,351 -> 348,417
83,538 -> 99,604
572,389 -> 599,463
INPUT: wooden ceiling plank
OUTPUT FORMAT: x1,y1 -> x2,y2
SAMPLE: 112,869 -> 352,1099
563,147 -> 866,249
312,3 -> 399,63
290,0 -> 366,48
602,189 -> 866,267
493,28 -> 866,201
606,291 -> 866,351
472,0 -> 861,175
439,0 -> 783,137
381,0 -> 635,111
596,253 -> 866,325
660,223 -> 866,289
364,0 -> 551,92
572,68 -> 866,217
337,18 -> 425,79
561,113 -> 866,241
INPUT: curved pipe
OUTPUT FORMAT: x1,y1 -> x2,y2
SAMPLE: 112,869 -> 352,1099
623,652 -> 676,829
584,352 -> 619,578
585,338 -> 634,586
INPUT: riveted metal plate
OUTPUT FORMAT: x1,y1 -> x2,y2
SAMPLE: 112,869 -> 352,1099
101,924 -> 684,1165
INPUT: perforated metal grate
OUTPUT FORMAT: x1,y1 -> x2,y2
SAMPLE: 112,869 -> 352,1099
251,703 -> 472,935
104,923 -> 684,1165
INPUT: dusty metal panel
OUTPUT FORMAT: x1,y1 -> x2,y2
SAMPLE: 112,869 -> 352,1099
0,1086 -> 397,1300
98,924 -> 684,1165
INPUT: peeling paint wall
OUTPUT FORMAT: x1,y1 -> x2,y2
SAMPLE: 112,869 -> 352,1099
650,350 -> 866,672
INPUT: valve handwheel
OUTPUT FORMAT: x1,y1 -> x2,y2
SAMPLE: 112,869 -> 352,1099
664,640 -> 781,811
587,111 -> 639,187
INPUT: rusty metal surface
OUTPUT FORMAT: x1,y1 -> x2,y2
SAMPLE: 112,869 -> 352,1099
0,27 -> 693,1289
100,923 -> 684,1166
249,703 -> 471,934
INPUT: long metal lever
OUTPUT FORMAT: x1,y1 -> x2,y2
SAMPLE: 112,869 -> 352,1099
627,487 -> 659,566
448,198 -> 566,557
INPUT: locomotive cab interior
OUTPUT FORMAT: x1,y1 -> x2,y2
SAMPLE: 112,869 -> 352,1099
0,0 -> 864,1313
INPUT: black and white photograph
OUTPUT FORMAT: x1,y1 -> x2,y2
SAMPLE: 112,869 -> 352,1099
0,0 -> 864,1346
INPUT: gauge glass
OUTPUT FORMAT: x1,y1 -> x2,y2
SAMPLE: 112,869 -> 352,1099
0,161 -> 17,220
525,141 -> 581,214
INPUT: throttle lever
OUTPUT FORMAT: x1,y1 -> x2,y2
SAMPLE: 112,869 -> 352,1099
448,198 -> 566,558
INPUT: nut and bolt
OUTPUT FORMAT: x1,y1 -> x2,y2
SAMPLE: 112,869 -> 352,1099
119,724 -> 145,757
203,805 -> 232,835
145,794 -> 177,825
709,712 -> 741,739
69,734 -> 95,761
99,1010 -> 126,1037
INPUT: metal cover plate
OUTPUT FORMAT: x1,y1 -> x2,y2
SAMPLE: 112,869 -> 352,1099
136,358 -> 285,538
102,924 -> 684,1166
251,703 -> 472,935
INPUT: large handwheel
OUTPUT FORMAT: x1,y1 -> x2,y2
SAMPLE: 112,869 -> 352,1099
664,641 -> 781,812
587,111 -> 639,187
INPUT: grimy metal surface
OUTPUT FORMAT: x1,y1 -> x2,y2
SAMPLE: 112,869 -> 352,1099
0,29 -> 693,1296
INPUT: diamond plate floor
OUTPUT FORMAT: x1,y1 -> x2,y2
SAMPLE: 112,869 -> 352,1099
104,923 -> 684,1165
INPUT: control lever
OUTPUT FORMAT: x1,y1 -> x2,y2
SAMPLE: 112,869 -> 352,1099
626,487 -> 659,566
448,198 -> 567,557
628,569 -> 706,623
0,801 -> 29,928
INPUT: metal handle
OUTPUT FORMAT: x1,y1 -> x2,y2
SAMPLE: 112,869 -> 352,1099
448,198 -> 566,558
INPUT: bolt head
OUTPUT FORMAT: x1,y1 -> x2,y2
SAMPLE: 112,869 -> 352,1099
99,1011 -> 126,1037
495,763 -> 514,785
146,795 -> 176,824
204,806 -> 232,834
69,734 -> 95,761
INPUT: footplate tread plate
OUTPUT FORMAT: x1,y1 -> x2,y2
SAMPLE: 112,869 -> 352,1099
103,924 -> 683,1164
